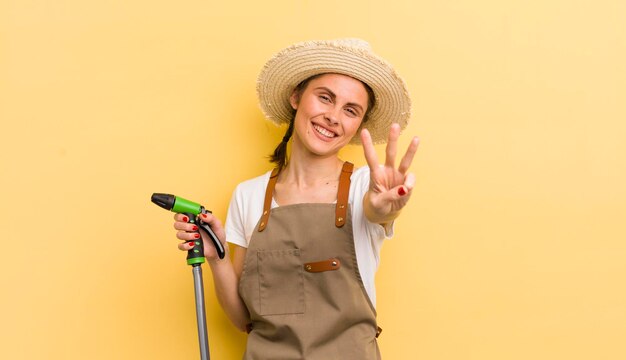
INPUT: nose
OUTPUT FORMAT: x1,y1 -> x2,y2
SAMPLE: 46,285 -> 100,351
324,106 -> 341,125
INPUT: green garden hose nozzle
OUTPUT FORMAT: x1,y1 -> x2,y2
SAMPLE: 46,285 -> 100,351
151,193 -> 226,262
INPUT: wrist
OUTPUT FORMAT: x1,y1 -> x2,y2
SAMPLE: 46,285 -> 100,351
207,256 -> 231,269
207,243 -> 231,265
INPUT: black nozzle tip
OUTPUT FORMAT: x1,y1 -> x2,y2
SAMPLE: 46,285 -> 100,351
151,193 -> 176,211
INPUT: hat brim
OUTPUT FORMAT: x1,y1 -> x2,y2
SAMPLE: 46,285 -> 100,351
256,40 -> 411,145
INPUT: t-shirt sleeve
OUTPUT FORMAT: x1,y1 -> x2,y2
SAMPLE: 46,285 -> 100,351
350,166 -> 395,241
225,183 -> 248,248
224,171 -> 271,249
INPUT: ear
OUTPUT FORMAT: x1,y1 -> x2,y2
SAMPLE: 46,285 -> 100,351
289,90 -> 299,110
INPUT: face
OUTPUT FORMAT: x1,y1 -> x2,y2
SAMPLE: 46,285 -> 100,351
290,73 -> 369,157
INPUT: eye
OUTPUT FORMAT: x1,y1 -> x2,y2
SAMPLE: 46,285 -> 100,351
318,94 -> 331,103
344,107 -> 358,117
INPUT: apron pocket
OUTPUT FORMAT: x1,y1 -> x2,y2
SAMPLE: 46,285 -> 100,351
257,249 -> 305,315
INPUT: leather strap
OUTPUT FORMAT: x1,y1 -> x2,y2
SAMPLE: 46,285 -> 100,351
304,258 -> 341,273
258,167 -> 280,232
335,162 -> 354,228
258,162 -> 354,231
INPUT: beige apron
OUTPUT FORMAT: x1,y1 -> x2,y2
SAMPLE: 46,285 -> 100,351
238,162 -> 381,360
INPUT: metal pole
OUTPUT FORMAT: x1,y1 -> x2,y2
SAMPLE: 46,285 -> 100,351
192,264 -> 210,360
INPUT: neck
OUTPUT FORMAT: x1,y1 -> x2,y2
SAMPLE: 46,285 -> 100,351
280,142 -> 343,187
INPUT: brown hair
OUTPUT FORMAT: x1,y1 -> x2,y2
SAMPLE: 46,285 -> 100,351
268,74 -> 375,172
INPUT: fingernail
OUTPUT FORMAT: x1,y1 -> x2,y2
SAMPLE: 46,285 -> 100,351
188,241 -> 194,247
192,226 -> 198,231
194,233 -> 201,239
201,214 -> 208,219
398,187 -> 407,196
182,216 -> 189,222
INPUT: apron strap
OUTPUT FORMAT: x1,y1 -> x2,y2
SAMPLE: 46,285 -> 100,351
258,167 -> 280,232
257,162 -> 354,232
335,161 -> 354,227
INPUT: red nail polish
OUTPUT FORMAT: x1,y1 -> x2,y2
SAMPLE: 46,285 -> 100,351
192,226 -> 198,231
194,233 -> 201,239
398,187 -> 407,196
188,241 -> 194,247
201,214 -> 208,219
182,216 -> 189,222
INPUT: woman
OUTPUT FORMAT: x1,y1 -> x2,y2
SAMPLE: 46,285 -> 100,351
173,39 -> 419,359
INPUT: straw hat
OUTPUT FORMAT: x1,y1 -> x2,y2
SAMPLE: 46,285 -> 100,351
256,38 -> 411,144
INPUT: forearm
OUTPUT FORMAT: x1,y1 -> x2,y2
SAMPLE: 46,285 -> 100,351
207,258 -> 250,332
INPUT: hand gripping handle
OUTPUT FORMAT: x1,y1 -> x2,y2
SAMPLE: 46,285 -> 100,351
197,212 -> 226,260
182,212 -> 226,264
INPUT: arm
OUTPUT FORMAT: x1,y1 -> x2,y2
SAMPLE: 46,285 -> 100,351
361,123 -> 420,226
206,243 -> 250,332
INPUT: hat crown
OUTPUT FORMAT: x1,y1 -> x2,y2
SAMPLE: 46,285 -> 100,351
332,38 -> 372,51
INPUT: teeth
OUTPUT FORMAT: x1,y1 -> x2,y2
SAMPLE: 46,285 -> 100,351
313,124 -> 335,138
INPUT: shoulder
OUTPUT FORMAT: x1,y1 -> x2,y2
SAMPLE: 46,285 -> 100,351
230,170 -> 272,217
226,170 -> 273,248
233,171 -> 272,199
229,172 -> 270,213
350,165 -> 370,185
351,164 -> 370,178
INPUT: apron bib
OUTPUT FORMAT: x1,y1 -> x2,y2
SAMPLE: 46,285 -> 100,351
238,162 -> 381,360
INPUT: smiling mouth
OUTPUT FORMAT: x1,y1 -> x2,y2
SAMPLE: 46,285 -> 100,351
312,123 -> 337,138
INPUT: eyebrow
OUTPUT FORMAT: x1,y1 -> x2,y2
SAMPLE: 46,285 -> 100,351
313,86 -> 365,113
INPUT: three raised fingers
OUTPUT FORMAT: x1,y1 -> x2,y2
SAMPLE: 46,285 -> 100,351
363,124 -> 419,176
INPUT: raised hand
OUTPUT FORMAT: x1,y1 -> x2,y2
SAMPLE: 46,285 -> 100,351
361,123 -> 419,224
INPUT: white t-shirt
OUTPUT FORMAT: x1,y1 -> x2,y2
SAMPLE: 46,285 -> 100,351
225,165 -> 391,307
